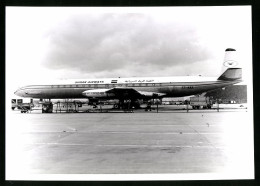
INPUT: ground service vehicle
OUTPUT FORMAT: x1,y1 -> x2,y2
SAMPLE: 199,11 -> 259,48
190,97 -> 212,109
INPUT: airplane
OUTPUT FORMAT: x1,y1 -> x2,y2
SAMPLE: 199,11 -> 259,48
14,48 -> 242,110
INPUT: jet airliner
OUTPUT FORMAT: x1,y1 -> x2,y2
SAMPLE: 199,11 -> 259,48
14,48 -> 242,107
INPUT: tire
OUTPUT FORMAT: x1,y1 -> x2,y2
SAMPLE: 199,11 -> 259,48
114,104 -> 119,109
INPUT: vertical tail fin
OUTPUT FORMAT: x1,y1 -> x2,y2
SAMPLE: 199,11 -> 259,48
222,48 -> 239,71
218,48 -> 242,81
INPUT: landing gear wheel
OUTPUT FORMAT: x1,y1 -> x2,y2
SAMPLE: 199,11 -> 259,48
113,104 -> 119,109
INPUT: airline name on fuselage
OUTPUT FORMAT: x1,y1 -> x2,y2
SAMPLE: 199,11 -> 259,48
75,81 -> 105,84
75,79 -> 155,84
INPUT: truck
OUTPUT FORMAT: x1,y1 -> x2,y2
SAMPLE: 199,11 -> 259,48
11,98 -> 34,113
190,96 -> 212,109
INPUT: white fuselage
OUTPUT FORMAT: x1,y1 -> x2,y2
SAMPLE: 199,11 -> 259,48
14,76 -> 242,99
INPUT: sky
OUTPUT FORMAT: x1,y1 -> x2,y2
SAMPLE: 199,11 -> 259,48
6,6 -> 252,92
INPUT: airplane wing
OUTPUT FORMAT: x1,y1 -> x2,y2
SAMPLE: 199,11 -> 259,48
82,87 -> 166,99
106,87 -> 166,99
106,87 -> 142,99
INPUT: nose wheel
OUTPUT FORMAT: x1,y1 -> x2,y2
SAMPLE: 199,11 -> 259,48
42,102 -> 53,113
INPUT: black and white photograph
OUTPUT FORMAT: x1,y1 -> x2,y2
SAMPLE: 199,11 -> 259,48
5,6 -> 253,180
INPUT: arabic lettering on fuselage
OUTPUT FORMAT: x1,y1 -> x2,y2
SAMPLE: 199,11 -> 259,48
125,79 -> 154,83
75,81 -> 104,84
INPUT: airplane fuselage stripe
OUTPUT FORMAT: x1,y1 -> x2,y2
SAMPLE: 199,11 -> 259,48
18,80 -> 239,90
16,79 -> 241,99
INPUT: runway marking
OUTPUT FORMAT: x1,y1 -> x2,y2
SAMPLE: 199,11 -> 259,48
187,125 -> 217,149
24,142 -> 224,149
22,131 -> 222,134
21,124 -> 222,126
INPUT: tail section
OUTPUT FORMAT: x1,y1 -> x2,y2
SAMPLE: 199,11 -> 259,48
218,48 -> 242,81
218,68 -> 242,81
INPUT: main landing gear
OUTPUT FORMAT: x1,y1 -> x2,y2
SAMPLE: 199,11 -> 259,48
113,99 -> 140,110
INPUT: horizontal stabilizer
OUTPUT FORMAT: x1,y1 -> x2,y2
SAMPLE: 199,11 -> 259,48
217,68 -> 242,81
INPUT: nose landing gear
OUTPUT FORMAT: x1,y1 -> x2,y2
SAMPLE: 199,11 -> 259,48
42,102 -> 53,113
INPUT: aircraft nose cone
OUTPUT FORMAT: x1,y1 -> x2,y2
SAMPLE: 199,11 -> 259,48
14,90 -> 20,96
14,89 -> 23,97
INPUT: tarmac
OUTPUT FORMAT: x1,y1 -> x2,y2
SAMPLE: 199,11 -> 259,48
6,107 -> 254,180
